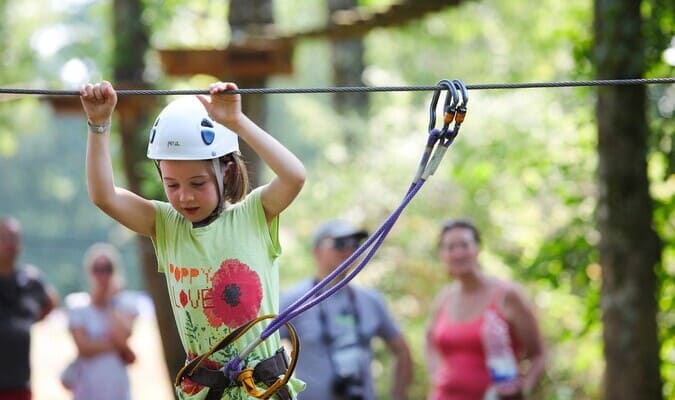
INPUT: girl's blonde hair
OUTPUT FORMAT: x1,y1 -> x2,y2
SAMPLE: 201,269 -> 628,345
222,152 -> 249,204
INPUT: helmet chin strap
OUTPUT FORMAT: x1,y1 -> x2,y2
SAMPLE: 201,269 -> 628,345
212,157 -> 225,214
191,158 -> 225,229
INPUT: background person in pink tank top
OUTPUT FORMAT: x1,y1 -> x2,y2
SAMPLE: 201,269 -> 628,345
425,219 -> 546,400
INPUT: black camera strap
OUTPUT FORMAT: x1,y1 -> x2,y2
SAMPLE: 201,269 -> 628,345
315,283 -> 365,380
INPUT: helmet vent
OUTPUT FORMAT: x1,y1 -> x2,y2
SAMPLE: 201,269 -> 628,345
201,129 -> 215,145
149,117 -> 160,143
201,118 -> 214,128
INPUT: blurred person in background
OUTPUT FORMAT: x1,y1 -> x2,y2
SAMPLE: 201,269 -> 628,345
281,219 -> 413,400
425,219 -> 546,400
62,242 -> 138,400
0,216 -> 58,400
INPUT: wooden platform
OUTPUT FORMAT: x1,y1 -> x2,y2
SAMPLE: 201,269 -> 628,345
157,39 -> 293,79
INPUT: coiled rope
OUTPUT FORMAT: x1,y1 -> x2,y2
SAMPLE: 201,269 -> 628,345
0,77 -> 672,96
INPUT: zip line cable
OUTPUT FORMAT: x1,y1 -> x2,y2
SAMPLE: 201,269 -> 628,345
0,77 -> 673,96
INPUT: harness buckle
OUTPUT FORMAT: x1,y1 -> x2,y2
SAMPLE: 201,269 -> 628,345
238,368 -> 264,397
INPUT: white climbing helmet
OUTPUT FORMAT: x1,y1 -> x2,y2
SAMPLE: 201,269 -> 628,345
147,96 -> 239,160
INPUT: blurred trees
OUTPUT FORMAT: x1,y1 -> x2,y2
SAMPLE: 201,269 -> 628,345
228,0 -> 274,185
328,0 -> 368,151
594,1 -> 663,398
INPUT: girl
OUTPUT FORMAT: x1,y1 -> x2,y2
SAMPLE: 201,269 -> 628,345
80,81 -> 306,400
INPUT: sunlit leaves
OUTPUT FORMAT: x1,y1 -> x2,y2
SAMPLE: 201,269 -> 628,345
142,0 -> 229,48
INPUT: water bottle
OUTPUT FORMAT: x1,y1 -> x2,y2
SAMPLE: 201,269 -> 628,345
482,309 -> 519,399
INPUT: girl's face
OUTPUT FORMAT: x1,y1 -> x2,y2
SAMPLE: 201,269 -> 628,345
439,227 -> 480,277
159,159 -> 220,223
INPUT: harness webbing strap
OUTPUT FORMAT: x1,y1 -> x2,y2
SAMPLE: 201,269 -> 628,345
186,350 -> 292,400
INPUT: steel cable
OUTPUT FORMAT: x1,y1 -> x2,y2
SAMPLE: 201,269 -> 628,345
0,77 -> 672,96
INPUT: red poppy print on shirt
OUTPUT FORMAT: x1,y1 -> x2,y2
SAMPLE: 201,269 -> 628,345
203,259 -> 263,328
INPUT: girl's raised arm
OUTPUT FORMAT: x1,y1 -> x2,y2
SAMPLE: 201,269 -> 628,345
198,82 -> 306,223
81,81 -> 156,237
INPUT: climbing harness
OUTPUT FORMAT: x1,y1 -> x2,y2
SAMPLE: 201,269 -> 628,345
174,315 -> 300,400
180,78 -> 469,399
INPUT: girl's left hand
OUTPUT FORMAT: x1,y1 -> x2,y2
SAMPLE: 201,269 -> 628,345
197,82 -> 242,127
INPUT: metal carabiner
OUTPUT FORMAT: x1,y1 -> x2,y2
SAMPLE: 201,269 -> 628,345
452,79 -> 468,124
444,79 -> 468,143
439,79 -> 459,135
428,79 -> 459,137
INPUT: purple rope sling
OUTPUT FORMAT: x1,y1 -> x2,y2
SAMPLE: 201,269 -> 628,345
224,79 -> 469,379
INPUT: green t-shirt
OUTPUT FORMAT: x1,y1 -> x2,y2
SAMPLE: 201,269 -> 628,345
152,187 -> 303,399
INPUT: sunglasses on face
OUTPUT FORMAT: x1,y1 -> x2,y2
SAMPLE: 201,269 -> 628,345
92,263 -> 113,275
330,236 -> 363,250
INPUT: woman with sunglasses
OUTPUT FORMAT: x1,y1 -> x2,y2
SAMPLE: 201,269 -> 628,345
62,243 -> 138,400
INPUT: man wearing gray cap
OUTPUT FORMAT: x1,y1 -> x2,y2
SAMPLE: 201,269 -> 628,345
280,219 -> 412,400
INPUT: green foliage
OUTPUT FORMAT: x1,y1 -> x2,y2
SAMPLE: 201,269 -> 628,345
644,2 -> 674,396
643,0 -> 675,70
272,0 -> 670,398
0,0 -> 143,295
142,0 -> 229,48
0,113 -> 142,294
268,1 -> 603,398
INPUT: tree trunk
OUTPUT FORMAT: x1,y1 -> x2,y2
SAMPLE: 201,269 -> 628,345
328,0 -> 368,152
593,1 -> 663,398
228,0 -> 274,187
113,0 -> 183,394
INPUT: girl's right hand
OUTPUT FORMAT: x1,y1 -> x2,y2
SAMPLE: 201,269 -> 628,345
197,81 -> 243,128
80,81 -> 117,125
